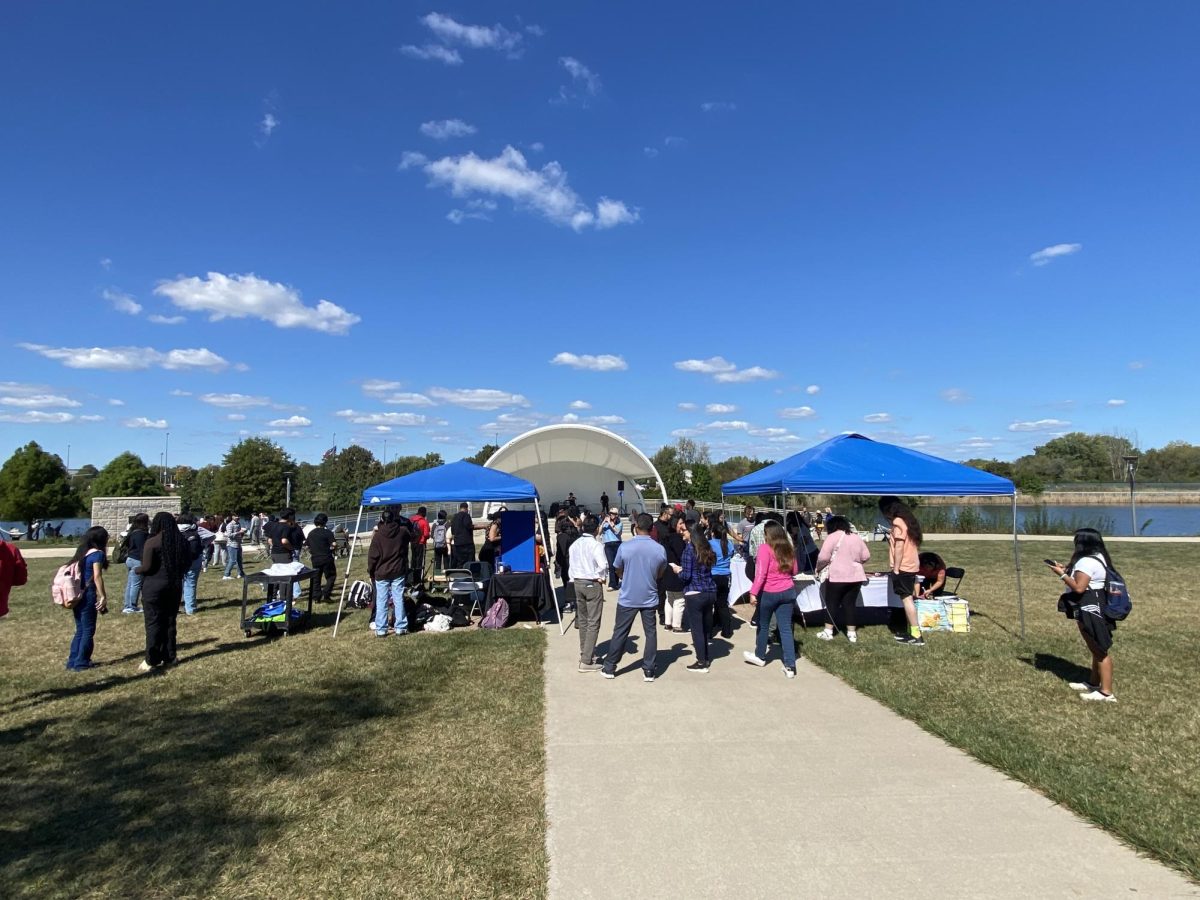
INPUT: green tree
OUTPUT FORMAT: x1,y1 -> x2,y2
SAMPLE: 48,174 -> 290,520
381,452 -> 444,480
1140,441 -> 1200,482
466,444 -> 499,466
319,445 -> 382,512
177,465 -> 220,513
90,451 -> 161,497
0,441 -> 78,533
963,458 -> 1015,479
212,438 -> 295,516
292,462 -> 323,512
70,463 -> 100,510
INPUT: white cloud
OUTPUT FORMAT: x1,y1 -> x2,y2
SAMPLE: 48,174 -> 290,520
556,56 -> 602,103
383,392 -> 435,407
779,406 -> 816,419
664,135 -> 686,147
1008,418 -> 1071,432
568,400 -> 591,410
864,412 -> 893,424
410,145 -> 638,231
398,151 -> 428,170
677,402 -> 698,411
155,272 -> 360,335
268,415 -> 312,427
0,393 -> 81,409
704,420 -> 749,431
103,288 -> 142,316
749,427 -> 788,437
714,366 -> 779,384
528,141 -> 544,152
260,113 -> 279,137
418,12 -> 522,55
99,257 -> 112,270
80,414 -> 105,423
1030,243 -> 1081,266
643,147 -> 659,159
226,413 -> 247,421
670,428 -> 699,438
401,44 -> 463,65
148,314 -> 186,325
420,118 -> 477,140
675,356 -> 736,375
335,409 -> 438,427
480,412 -> 543,433
262,429 -> 303,438
199,393 -> 271,408
1128,361 -> 1146,370
940,388 -> 971,403
700,101 -> 736,112
958,437 -> 995,451
805,384 -> 820,395
706,403 -> 737,413
550,352 -> 627,372
1106,399 -> 1126,407
169,389 -> 192,397
769,434 -> 802,443
19,343 -> 230,371
586,414 -> 624,425
429,387 -> 529,410
107,398 -> 124,406
125,417 -> 169,429
362,379 -> 402,394
0,410 -> 79,424
446,209 -> 489,225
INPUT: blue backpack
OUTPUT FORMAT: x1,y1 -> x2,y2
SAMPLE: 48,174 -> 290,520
1095,556 -> 1132,621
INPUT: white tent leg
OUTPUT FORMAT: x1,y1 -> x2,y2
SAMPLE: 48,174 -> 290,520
332,504 -> 364,638
532,496 -> 565,634
1013,493 -> 1025,640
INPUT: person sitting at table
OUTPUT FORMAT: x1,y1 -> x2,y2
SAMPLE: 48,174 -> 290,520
917,551 -> 948,597
814,516 -> 872,643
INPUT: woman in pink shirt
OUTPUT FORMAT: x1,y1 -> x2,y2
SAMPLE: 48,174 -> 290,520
744,522 -> 800,678
879,496 -> 925,646
814,516 -> 871,643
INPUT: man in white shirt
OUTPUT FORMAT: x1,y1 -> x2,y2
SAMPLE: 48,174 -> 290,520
568,514 -> 609,672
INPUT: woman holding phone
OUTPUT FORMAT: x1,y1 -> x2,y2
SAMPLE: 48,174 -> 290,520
1048,528 -> 1120,702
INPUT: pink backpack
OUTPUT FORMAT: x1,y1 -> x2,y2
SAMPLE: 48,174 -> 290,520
52,561 -> 84,609
480,598 -> 509,630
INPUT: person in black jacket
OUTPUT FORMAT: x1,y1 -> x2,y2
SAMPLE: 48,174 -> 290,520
660,515 -> 688,631
555,512 -> 580,612
136,511 -> 190,671
305,513 -> 337,601
367,509 -> 414,637
122,513 -> 150,614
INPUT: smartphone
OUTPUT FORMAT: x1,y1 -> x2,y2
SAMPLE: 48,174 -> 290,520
1043,559 -> 1057,567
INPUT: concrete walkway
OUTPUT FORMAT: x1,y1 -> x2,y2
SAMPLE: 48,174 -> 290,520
544,602 -> 1198,899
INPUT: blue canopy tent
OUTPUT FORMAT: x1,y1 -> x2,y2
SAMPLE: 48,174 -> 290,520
722,433 -> 1026,637
334,461 -> 555,636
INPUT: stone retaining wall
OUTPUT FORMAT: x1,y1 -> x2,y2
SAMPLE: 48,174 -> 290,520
91,496 -> 182,536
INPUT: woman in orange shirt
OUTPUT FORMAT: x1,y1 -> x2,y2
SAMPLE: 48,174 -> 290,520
879,496 -> 925,646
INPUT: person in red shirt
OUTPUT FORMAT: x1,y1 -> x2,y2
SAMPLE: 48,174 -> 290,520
408,506 -> 431,592
0,537 -> 29,618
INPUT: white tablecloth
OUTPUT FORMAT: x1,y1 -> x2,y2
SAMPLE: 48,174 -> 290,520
797,575 -> 900,613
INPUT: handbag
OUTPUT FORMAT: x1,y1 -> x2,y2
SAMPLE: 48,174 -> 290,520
816,533 -> 846,584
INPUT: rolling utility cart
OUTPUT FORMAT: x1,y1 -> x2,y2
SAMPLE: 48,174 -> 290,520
240,568 -> 320,637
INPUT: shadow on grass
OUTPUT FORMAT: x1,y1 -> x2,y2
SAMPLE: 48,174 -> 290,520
1019,651 -> 1091,684
969,607 -> 1020,639
0,677 -> 389,897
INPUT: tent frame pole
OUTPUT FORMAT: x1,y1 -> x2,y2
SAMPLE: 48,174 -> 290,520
532,495 -> 565,635
1013,493 -> 1025,640
332,503 -> 365,638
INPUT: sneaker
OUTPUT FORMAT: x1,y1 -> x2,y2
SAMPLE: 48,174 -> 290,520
137,661 -> 154,673
222,576 -> 233,581
578,662 -> 602,672
783,666 -> 796,679
685,661 -> 709,673
643,671 -> 656,683
368,622 -> 378,631
847,631 -> 858,644
1079,690 -> 1117,703
892,632 -> 908,642
815,630 -> 834,641
897,634 -> 925,646
742,651 -> 767,667
122,608 -> 137,615
1068,681 -> 1099,692
601,670 -> 615,679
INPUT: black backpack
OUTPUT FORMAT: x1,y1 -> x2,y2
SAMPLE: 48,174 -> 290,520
114,533 -> 131,564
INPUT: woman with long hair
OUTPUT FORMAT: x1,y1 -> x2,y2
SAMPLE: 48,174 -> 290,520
479,512 -> 502,568
136,511 -> 191,671
65,526 -> 109,671
122,512 -> 150,614
708,521 -> 737,639
660,515 -> 689,632
744,521 -> 799,678
677,524 -> 719,672
1049,528 -> 1121,702
814,516 -> 871,643
879,496 -> 925,646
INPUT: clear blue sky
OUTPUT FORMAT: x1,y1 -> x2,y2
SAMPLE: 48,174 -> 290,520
2,1 -> 1197,471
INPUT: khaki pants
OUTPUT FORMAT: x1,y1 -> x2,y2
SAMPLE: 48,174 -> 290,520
573,580 -> 605,664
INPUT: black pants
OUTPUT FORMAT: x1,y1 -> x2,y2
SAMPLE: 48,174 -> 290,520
685,591 -> 716,664
824,580 -> 862,629
604,542 -> 620,589
451,545 -> 474,569
409,544 -> 426,589
603,606 -> 658,676
433,546 -> 449,575
144,586 -> 181,666
313,557 -> 336,601
713,574 -> 733,637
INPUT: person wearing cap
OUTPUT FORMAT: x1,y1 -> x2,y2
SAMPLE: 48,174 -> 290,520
600,508 -> 623,590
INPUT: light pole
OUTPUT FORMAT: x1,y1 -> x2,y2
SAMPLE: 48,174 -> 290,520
284,471 -> 293,507
1122,453 -> 1139,535
164,431 -> 170,489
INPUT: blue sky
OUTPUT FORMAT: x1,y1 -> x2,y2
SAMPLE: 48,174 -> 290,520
2,1 -> 1197,471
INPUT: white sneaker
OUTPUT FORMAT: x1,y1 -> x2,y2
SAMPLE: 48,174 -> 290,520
847,631 -> 858,644
815,630 -> 834,641
368,622 -> 378,631
136,661 -> 153,673
222,576 -> 233,580
783,666 -> 796,679
742,651 -> 766,667
1079,690 -> 1117,703
1068,681 -> 1099,692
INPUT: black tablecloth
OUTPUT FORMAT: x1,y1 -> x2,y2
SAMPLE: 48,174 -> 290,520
486,571 -> 553,612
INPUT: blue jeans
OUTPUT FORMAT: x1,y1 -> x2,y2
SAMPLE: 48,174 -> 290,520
756,588 -> 797,668
124,557 -> 143,611
67,590 -> 98,669
374,577 -> 407,634
183,557 -> 203,613
224,544 -> 244,577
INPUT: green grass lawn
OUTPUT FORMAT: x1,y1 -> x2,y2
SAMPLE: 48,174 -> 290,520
800,539 -> 1200,882
0,556 -> 547,899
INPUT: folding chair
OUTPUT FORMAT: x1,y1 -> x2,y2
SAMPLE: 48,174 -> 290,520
944,566 -> 965,596
444,568 -> 486,619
